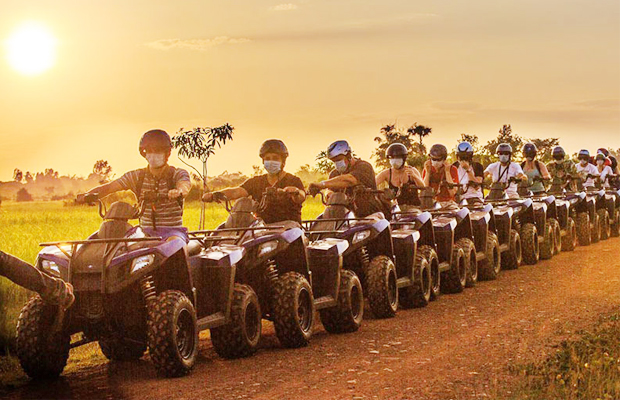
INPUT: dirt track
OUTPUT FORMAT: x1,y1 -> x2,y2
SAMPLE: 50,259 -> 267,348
3,236 -> 620,400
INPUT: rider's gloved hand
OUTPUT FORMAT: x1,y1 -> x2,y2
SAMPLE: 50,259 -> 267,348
308,182 -> 324,197
75,193 -> 87,204
202,192 -> 215,202
168,189 -> 182,199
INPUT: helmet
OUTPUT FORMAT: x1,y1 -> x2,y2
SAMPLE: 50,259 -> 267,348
595,152 -> 606,161
429,144 -> 448,160
386,143 -> 408,159
598,148 -> 610,157
552,146 -> 566,160
496,143 -> 513,154
522,143 -> 537,159
456,142 -> 474,159
578,149 -> 590,160
259,139 -> 289,159
139,129 -> 172,157
327,140 -> 352,159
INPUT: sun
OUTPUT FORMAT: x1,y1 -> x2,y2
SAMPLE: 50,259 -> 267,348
5,22 -> 57,76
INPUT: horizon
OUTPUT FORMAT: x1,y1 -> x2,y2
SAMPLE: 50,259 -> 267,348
1,0 -> 618,182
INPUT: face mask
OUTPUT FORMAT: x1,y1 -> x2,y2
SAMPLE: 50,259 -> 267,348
526,157 -> 534,162
263,160 -> 282,175
431,160 -> 443,169
597,160 -> 605,166
334,159 -> 348,174
499,155 -> 510,164
580,159 -> 588,166
389,158 -> 404,169
146,153 -> 166,169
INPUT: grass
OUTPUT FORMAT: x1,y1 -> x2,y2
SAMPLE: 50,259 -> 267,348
507,312 -> 620,400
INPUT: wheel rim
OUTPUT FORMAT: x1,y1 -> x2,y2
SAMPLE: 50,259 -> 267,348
244,301 -> 260,342
350,283 -> 362,320
387,268 -> 397,309
422,263 -> 431,298
297,287 -> 313,333
470,250 -> 478,280
176,308 -> 196,360
431,262 -> 439,292
493,245 -> 501,273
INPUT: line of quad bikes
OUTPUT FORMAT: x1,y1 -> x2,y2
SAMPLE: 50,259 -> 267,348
14,173 -> 620,380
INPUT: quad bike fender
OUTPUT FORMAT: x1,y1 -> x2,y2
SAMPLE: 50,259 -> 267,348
391,229 -> 419,281
306,238 -> 349,299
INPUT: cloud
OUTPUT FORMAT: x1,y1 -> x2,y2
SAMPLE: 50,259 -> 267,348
146,36 -> 251,51
432,102 -> 481,112
271,3 -> 298,11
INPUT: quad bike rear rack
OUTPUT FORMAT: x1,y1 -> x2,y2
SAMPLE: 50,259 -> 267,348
188,226 -> 286,246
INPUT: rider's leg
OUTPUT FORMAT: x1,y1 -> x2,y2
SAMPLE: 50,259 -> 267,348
0,250 -> 74,308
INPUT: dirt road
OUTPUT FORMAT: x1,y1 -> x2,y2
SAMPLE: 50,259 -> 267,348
3,237 -> 620,400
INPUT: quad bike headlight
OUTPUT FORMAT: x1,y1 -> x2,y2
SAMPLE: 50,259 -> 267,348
131,254 -> 155,274
41,260 -> 60,275
352,229 -> 371,244
258,240 -> 278,257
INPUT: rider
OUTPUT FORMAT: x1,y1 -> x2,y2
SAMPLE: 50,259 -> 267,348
597,148 -> 618,174
575,149 -> 599,189
1,251 -> 74,309
483,143 -> 527,199
595,152 -> 614,188
546,146 -> 578,189
453,142 -> 484,202
375,143 -> 425,207
422,144 -> 459,204
521,143 -> 551,194
79,129 -> 192,241
202,139 -> 306,224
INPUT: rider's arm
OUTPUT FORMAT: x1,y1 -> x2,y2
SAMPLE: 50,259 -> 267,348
444,163 -> 457,197
409,167 -> 426,187
218,187 -> 249,200
539,163 -> 551,180
85,180 -> 123,199
320,174 -> 359,191
422,160 -> 431,186
375,169 -> 389,187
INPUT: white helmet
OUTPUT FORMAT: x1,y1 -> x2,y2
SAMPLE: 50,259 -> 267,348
327,140 -> 352,159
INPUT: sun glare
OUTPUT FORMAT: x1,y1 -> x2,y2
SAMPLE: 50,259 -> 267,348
5,22 -> 57,76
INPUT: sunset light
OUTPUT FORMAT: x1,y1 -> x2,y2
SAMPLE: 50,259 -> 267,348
5,22 -> 56,76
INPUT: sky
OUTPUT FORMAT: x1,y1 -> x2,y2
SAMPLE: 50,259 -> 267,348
0,0 -> 619,182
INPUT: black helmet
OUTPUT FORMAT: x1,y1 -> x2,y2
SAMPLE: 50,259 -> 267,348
552,146 -> 565,160
327,140 -> 352,159
522,143 -> 537,159
456,142 -> 474,159
259,139 -> 289,159
496,143 -> 513,155
578,149 -> 590,160
139,129 -> 172,157
386,143 -> 408,159
429,144 -> 448,160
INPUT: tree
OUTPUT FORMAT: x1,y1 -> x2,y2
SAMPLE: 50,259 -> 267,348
528,138 -> 560,163
172,124 -> 235,229
13,168 -> 23,183
372,124 -> 417,169
315,151 -> 333,175
408,123 -> 432,153
16,188 -> 33,202
24,172 -> 33,184
93,160 -> 114,183
483,124 -> 524,159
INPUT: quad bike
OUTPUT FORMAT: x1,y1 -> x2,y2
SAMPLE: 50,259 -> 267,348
304,188 -> 399,319
573,174 -> 605,244
191,189 -> 315,350
601,174 -> 620,237
16,192 -> 254,379
390,183 -> 476,298
484,177 -> 540,267
517,177 -> 565,258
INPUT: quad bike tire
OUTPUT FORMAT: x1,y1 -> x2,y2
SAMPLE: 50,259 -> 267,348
500,229 -> 520,271
480,232 -> 502,280
611,209 -> 620,237
211,284 -> 262,359
457,238 -> 477,288
548,218 -> 562,255
520,223 -> 539,265
540,222 -> 554,260
399,251 -> 431,309
597,209 -> 611,240
320,270 -> 364,333
561,217 -> 577,252
365,255 -> 398,318
147,290 -> 198,377
99,337 -> 146,361
272,272 -> 315,348
441,245 -> 466,294
590,212 -> 601,244
418,245 -> 441,300
16,296 -> 70,379
576,212 -> 591,246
